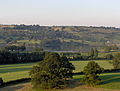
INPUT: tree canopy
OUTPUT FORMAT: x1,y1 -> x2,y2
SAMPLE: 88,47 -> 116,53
30,52 -> 75,89
82,61 -> 104,86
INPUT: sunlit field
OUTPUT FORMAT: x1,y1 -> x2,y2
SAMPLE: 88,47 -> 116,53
0,60 -> 113,82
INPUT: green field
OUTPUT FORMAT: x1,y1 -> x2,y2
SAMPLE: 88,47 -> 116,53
0,63 -> 36,82
71,60 -> 113,73
0,60 -> 120,90
0,60 -> 113,82
73,72 -> 120,90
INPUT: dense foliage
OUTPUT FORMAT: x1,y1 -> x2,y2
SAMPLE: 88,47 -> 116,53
0,50 -> 45,64
82,61 -> 104,86
110,53 -> 120,69
30,52 -> 75,89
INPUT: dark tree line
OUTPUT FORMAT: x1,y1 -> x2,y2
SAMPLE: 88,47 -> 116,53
0,51 -> 45,64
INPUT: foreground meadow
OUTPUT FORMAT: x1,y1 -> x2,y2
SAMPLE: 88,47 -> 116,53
0,60 -> 113,82
0,60 -> 120,90
1,72 -> 120,91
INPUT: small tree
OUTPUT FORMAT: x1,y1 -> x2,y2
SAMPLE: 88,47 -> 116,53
30,52 -> 75,89
89,48 -> 94,58
110,53 -> 120,69
89,48 -> 98,59
93,48 -> 98,59
105,54 -> 113,60
81,61 -> 104,86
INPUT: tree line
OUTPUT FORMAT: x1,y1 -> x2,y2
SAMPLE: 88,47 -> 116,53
0,50 -> 45,64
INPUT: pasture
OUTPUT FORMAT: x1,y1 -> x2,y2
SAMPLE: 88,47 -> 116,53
1,72 -> 120,91
73,72 -> 120,90
0,60 -> 120,90
0,60 -> 113,82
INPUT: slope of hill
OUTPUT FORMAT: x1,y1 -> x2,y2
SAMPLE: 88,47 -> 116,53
0,24 -> 120,52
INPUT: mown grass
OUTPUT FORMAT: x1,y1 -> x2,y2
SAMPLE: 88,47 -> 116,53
0,71 -> 30,82
73,72 -> 120,90
70,60 -> 113,73
0,61 -> 120,90
0,60 -> 113,82
0,63 -> 36,82
98,72 -> 120,89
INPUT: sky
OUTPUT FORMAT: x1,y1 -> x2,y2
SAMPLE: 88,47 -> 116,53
0,0 -> 120,27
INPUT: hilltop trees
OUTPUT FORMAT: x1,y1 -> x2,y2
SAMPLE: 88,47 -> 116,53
82,61 -> 104,86
89,48 -> 98,59
30,52 -> 75,89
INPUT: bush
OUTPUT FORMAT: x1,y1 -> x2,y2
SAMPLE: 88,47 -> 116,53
30,52 -> 75,89
105,54 -> 113,60
81,61 -> 104,86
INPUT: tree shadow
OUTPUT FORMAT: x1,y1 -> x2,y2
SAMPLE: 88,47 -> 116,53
66,78 -> 83,89
100,74 -> 120,85
0,85 -> 24,91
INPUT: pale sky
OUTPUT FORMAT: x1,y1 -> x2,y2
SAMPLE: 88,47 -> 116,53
0,0 -> 120,27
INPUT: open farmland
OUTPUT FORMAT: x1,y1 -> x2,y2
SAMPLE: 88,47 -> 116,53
0,63 -> 36,82
1,72 -> 120,91
0,60 -> 113,82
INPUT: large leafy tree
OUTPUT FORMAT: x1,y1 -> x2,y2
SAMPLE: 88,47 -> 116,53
30,52 -> 75,89
81,61 -> 104,86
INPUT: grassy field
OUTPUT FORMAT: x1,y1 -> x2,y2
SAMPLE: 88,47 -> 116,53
70,60 -> 113,73
0,60 -> 113,82
73,72 -> 120,90
1,72 -> 120,91
0,60 -> 120,90
0,63 -> 36,82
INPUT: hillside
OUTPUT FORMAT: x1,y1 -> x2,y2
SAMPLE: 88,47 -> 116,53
0,24 -> 120,52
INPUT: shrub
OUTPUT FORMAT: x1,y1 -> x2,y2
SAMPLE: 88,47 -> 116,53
105,54 -> 113,60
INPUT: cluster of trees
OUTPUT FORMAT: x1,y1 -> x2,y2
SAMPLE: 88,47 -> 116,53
0,50 -> 45,64
30,52 -> 75,88
30,52 -> 104,89
1,25 -> 120,51
60,48 -> 99,60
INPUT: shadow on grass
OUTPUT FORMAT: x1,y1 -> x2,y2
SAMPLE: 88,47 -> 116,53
100,74 -> 120,85
0,85 -> 24,91
0,67 -> 31,73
